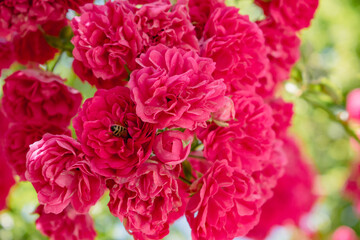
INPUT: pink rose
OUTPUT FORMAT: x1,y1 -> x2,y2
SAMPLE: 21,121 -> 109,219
35,205 -> 96,240
2,69 -> 82,128
347,89 -> 360,122
198,91 -> 275,173
255,0 -> 319,31
188,0 -> 225,38
256,18 -> 300,97
71,1 -> 142,89
29,0 -> 67,24
129,44 -> 226,130
201,6 -> 268,93
153,130 -> 193,165
248,136 -> 317,239
108,160 -> 184,239
332,226 -> 359,240
73,86 -> 155,178
4,123 -> 70,180
13,18 -> 67,65
186,160 -> 261,239
26,134 -> 105,214
135,1 -> 198,51
0,0 -> 67,64
0,0 -> 66,37
0,0 -> 32,37
72,60 -> 128,90
211,96 -> 235,122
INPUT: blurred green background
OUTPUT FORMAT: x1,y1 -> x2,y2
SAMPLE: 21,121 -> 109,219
2,0 -> 360,239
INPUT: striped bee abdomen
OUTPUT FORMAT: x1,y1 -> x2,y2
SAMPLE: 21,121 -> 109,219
110,124 -> 128,138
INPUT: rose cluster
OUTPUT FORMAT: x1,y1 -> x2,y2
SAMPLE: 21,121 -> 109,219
0,0 -> 319,239
1,70 -> 82,180
0,0 -> 92,68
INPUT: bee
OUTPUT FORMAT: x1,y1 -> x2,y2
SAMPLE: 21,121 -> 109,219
110,124 -> 128,138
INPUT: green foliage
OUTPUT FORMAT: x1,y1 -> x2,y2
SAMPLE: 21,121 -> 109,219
42,26 -> 74,55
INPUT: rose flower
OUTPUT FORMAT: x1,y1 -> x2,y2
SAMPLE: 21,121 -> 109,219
200,6 -> 268,93
26,134 -> 105,214
135,1 -> 198,51
5,123 -> 70,180
255,0 -> 319,31
71,1 -> 142,89
255,18 -> 300,97
188,0 -> 225,38
129,44 -> 226,130
153,129 -> 193,165
0,0 -> 67,64
73,86 -> 155,178
35,205 -> 97,240
198,90 -> 275,173
2,69 -> 82,128
108,159 -> 184,240
186,160 -> 261,240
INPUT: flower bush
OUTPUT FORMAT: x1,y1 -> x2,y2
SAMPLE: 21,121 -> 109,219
1,0 -> 343,239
